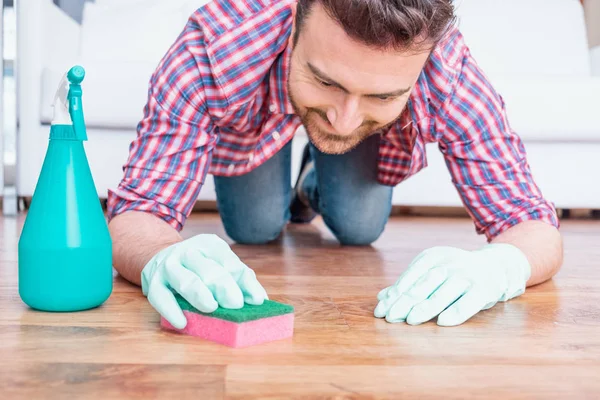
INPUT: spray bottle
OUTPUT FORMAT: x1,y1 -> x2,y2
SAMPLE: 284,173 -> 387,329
18,65 -> 113,312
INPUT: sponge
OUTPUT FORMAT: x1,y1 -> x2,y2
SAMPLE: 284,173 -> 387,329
161,294 -> 294,348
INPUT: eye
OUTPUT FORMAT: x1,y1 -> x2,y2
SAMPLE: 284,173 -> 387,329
376,96 -> 397,103
317,79 -> 333,87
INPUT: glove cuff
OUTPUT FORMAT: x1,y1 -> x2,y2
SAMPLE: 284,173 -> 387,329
140,246 -> 171,297
477,243 -> 531,301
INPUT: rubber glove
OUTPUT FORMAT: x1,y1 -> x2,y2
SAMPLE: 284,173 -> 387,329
141,234 -> 268,329
374,243 -> 531,326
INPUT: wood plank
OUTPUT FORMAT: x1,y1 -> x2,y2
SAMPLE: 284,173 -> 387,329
225,365 -> 600,399
0,363 -> 224,400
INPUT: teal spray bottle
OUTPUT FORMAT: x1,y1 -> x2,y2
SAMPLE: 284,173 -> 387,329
18,66 -> 113,312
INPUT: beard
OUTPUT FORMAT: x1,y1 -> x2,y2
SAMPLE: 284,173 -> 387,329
300,111 -> 377,154
287,81 -> 402,155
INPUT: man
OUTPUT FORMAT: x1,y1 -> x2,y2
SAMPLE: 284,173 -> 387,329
107,0 -> 562,328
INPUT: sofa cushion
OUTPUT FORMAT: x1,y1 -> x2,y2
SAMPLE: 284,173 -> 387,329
455,0 -> 591,80
79,0 -> 208,64
492,76 -> 600,141
44,0 -> 213,128
40,62 -> 156,128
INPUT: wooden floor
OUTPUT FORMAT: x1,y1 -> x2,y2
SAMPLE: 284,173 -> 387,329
1,212 -> 600,399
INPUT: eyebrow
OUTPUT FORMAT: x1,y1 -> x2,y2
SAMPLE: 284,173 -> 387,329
307,62 -> 411,98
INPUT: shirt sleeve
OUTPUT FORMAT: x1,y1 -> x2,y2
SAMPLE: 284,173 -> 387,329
107,27 -> 218,232
435,48 -> 560,241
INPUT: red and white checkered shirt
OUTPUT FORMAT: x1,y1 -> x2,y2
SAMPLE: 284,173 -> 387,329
107,0 -> 559,240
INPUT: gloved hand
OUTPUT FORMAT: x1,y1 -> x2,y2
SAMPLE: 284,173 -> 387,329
141,234 -> 268,329
374,243 -> 531,326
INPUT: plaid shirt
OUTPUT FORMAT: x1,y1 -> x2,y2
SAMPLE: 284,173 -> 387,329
107,0 -> 559,240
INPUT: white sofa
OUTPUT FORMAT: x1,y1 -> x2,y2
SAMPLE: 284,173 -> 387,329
16,0 -> 600,212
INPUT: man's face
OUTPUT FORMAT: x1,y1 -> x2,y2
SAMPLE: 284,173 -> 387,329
287,3 -> 433,154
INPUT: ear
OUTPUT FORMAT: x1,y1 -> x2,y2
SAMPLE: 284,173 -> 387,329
290,0 -> 298,20
288,1 -> 298,47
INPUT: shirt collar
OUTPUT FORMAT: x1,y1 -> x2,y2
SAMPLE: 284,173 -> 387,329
269,43 -> 296,115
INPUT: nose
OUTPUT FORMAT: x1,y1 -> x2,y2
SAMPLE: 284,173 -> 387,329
326,96 -> 364,135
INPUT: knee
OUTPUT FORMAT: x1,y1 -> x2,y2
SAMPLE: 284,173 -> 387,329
222,214 -> 287,245
324,213 -> 387,246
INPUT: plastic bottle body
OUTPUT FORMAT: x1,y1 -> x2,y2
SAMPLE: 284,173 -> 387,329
18,125 -> 113,311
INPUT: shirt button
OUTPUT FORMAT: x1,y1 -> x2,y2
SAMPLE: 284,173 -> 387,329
228,164 -> 235,173
273,131 -> 280,140
269,104 -> 277,113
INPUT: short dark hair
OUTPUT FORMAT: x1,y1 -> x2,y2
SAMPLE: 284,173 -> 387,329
293,0 -> 456,51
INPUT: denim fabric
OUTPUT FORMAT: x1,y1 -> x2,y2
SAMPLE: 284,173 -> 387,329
214,134 -> 393,245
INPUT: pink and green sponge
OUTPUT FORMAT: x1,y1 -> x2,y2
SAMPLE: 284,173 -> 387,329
161,294 -> 294,348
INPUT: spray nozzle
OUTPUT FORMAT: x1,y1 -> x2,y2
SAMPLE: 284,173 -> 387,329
67,66 -> 87,141
51,65 -> 87,140
67,66 -> 85,85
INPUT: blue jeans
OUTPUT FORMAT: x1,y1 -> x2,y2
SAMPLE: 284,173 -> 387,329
213,134 -> 393,245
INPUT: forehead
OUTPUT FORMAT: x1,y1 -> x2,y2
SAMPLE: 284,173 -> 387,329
297,3 -> 431,83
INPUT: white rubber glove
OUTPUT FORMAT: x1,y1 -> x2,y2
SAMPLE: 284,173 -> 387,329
374,243 -> 531,326
142,234 -> 268,329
